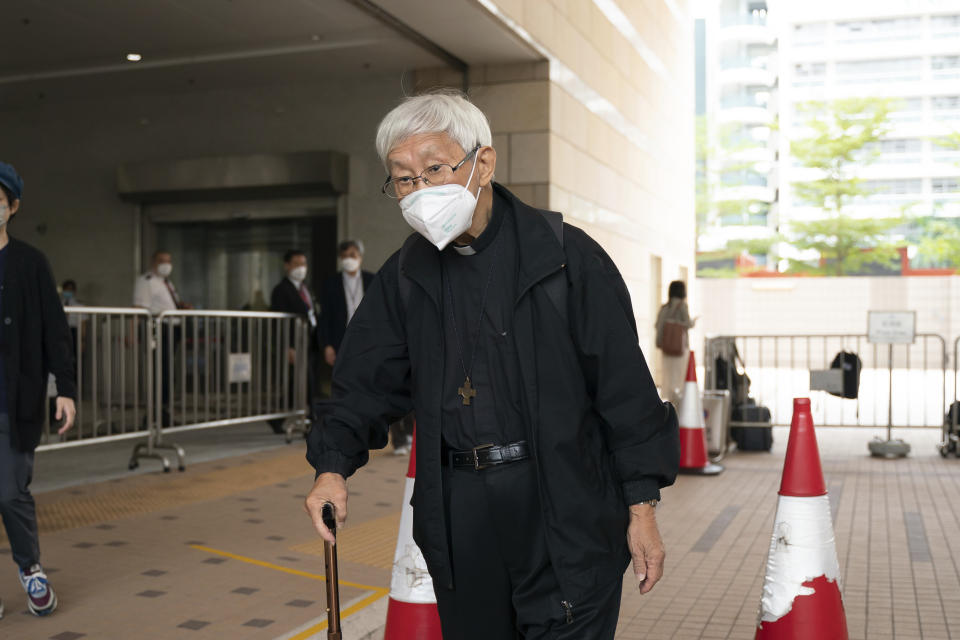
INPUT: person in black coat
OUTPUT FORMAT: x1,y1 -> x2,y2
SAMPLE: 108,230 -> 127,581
303,95 -> 679,640
319,240 -> 375,368
268,250 -> 319,434
0,161 -> 76,618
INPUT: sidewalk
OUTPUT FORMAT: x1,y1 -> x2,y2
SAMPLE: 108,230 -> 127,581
0,425 -> 951,639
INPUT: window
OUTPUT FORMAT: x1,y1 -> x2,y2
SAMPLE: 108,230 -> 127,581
932,95 -> 960,121
932,56 -> 960,79
859,139 -> 923,163
933,95 -> 960,110
793,62 -> 826,86
888,97 -> 924,122
836,57 -> 923,83
794,22 -> 826,45
933,178 -> 960,194
836,16 -> 922,42
932,14 -> 960,37
862,179 -> 922,196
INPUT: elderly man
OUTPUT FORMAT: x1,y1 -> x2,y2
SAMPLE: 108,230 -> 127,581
304,93 -> 679,639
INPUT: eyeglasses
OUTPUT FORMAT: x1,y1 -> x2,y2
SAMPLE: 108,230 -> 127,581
381,145 -> 481,199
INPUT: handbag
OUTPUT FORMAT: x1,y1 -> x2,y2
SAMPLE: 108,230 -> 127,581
661,321 -> 686,356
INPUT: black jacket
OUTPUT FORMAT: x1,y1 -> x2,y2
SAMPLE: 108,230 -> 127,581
1,238 -> 76,451
307,184 -> 679,604
319,270 -> 375,352
270,277 -> 319,350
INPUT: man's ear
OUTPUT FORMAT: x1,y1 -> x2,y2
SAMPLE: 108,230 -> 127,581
477,146 -> 497,187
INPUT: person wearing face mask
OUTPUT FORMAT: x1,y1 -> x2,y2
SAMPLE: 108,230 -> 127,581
0,161 -> 76,620
318,240 -> 375,369
303,92 -> 679,639
269,250 -> 320,434
133,251 -> 190,426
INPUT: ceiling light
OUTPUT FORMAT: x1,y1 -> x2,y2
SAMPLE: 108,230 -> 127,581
126,53 -> 142,62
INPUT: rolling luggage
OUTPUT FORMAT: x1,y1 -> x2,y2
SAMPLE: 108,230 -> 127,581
731,400 -> 773,452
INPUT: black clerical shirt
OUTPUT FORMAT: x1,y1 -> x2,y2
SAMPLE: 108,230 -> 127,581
440,190 -> 528,450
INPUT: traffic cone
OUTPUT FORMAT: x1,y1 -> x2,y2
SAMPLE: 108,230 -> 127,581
755,398 -> 848,640
383,428 -> 443,640
678,352 -> 723,475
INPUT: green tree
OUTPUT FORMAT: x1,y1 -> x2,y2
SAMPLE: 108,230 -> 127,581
787,98 -> 903,275
915,217 -> 960,270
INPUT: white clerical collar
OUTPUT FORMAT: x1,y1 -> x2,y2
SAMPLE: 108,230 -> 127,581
452,244 -> 476,256
342,270 -> 361,280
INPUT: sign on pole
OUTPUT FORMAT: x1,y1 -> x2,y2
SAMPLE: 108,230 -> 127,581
867,311 -> 916,345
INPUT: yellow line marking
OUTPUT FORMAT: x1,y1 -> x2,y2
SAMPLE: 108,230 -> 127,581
286,589 -> 389,640
190,545 -> 390,640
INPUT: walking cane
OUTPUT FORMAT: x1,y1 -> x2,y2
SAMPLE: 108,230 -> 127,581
322,502 -> 342,640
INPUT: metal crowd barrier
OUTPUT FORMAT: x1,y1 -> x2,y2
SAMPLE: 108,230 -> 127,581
705,334 -> 949,430
38,307 -> 154,452
145,310 -> 311,471
37,308 -> 310,473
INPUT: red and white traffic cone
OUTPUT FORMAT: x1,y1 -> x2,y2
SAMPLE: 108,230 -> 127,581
755,398 -> 848,640
678,352 -> 723,475
383,428 -> 442,640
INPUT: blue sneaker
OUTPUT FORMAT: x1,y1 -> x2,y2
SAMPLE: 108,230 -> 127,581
19,565 -> 58,616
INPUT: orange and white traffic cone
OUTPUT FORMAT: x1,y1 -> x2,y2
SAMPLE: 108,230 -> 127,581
755,398 -> 848,640
678,352 -> 723,475
383,428 -> 443,640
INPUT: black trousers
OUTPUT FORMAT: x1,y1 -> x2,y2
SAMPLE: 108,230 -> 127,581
431,460 -> 621,640
0,413 -> 40,571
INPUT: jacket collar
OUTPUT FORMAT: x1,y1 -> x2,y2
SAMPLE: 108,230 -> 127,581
400,182 -> 565,310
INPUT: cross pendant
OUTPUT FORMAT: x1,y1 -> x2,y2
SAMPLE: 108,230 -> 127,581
458,377 -> 477,406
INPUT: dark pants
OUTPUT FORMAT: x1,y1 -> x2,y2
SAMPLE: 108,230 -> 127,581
431,460 -> 621,640
0,414 -> 40,571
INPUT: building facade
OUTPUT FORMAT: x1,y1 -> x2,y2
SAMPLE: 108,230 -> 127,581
697,0 -> 779,267
774,0 -> 960,241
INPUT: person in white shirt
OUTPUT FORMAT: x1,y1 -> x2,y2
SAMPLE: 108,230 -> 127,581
133,251 -> 190,425
133,252 -> 189,315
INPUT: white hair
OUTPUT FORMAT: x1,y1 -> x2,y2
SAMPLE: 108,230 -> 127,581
375,91 -> 492,169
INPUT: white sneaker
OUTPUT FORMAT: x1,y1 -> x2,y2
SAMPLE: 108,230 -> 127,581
19,565 -> 58,616
393,445 -> 410,456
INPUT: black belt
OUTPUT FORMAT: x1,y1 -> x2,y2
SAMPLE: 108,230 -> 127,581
441,441 -> 530,471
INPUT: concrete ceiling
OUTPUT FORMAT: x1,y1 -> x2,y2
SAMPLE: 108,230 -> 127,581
0,0 -> 538,99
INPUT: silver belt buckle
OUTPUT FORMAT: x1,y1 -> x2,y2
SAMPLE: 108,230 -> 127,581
472,444 -> 495,471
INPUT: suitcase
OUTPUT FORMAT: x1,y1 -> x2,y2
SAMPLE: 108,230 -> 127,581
731,401 -> 773,452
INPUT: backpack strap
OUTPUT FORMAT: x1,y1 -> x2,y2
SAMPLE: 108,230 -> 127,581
537,211 -> 568,327
397,234 -> 419,316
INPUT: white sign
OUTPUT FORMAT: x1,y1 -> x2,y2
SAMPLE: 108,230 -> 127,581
868,311 -> 916,344
228,353 -> 252,384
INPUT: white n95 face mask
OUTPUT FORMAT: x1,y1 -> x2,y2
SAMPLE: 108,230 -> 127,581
290,266 -> 307,282
157,263 -> 173,278
398,154 -> 481,251
340,258 -> 360,273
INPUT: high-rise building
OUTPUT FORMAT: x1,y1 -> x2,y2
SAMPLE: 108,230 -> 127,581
774,0 -> 960,244
698,0 -> 779,266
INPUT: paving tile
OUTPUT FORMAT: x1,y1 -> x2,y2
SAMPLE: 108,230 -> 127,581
142,569 -> 167,577
232,587 -> 259,595
136,590 -> 166,598
203,557 -> 227,564
177,620 -> 210,630
243,618 -> 275,628
50,633 -> 86,640
285,599 -> 315,608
